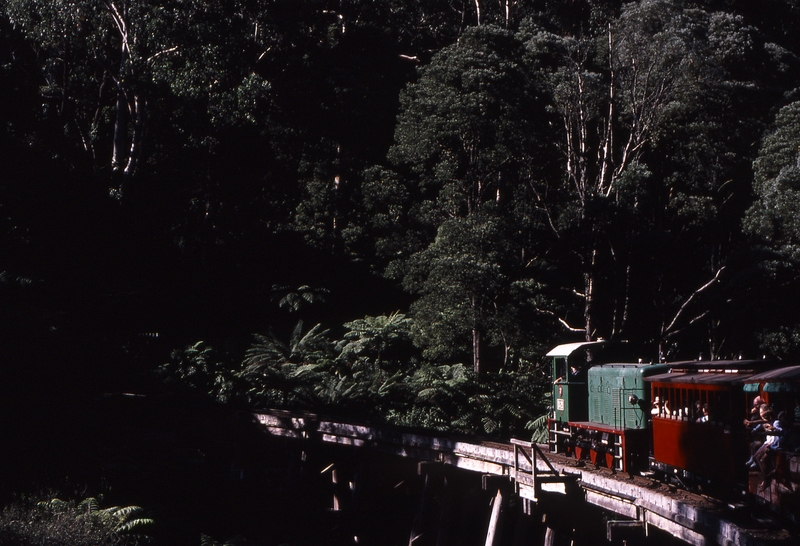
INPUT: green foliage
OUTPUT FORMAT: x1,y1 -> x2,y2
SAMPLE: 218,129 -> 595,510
403,214 -> 516,370
337,311 -> 413,369
746,101 -> 800,258
757,327 -> 800,361
389,25 -> 542,218
526,414 -> 551,444
157,342 -> 237,403
741,101 -> 800,358
239,322 -> 334,409
0,495 -> 152,545
271,285 -> 330,314
201,534 -> 248,546
235,311 -> 548,437
244,322 -> 333,371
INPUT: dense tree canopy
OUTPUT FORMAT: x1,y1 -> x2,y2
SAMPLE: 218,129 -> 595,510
4,0 -> 800,406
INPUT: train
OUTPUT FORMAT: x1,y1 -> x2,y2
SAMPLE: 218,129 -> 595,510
545,340 -> 800,521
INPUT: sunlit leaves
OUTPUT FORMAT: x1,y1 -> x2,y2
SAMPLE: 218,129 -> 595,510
390,25 -> 539,217
745,101 -> 800,259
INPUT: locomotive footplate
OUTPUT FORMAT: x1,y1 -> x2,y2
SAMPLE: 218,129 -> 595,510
549,420 -> 650,473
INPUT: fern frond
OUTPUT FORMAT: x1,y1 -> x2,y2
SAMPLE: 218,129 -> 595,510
37,498 -> 69,511
78,497 -> 100,514
115,517 -> 155,534
103,504 -> 141,519
526,413 -> 550,444
481,416 -> 498,434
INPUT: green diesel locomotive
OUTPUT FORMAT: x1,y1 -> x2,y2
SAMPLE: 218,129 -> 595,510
547,341 -> 667,472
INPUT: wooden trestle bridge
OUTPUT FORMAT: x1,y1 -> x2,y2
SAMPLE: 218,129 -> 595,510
254,409 -> 794,546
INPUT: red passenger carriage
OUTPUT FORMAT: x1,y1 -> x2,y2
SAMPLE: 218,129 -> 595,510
643,360 -> 777,487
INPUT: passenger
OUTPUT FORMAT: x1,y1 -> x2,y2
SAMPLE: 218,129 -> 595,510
744,403 -> 771,429
696,403 -> 709,423
753,411 -> 790,489
651,396 -> 662,416
693,400 -> 702,420
745,404 -> 780,468
745,406 -> 774,469
744,396 -> 764,426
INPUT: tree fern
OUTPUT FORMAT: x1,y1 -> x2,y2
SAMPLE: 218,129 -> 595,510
526,413 -> 550,444
244,321 -> 332,374
271,284 -> 329,314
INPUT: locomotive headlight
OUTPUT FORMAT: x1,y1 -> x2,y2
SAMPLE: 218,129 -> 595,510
628,394 -> 639,406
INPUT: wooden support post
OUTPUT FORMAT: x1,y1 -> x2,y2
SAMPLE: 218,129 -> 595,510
541,504 -> 573,546
321,462 -> 343,512
544,525 -> 555,546
332,467 -> 341,511
481,475 -> 510,546
408,473 -> 431,546
543,521 -> 572,546
435,475 -> 454,546
484,485 -> 505,546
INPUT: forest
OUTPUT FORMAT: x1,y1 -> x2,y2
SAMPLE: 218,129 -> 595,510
2,0 -> 800,543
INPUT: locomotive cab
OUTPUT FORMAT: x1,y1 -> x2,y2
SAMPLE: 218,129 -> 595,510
548,341 -> 617,424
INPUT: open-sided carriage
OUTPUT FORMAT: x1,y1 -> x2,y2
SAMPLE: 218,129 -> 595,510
742,366 -> 800,521
642,360 -> 773,486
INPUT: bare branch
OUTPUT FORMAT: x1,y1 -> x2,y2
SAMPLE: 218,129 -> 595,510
147,46 -> 179,63
664,310 -> 711,340
535,307 -> 584,333
663,266 -> 726,336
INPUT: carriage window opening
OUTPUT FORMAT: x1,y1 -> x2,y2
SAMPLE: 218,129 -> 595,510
684,388 -> 691,420
652,386 -> 665,417
671,388 -> 677,418
672,388 -> 678,419
692,389 -> 706,422
719,391 -> 730,425
680,388 -> 688,419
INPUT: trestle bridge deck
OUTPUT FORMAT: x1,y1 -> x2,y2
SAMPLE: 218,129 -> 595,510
254,409 -> 794,546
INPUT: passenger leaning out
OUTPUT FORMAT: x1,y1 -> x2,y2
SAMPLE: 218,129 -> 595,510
746,409 -> 786,466
743,397 -> 766,427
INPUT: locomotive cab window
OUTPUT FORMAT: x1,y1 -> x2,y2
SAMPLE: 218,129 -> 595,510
554,357 -> 567,383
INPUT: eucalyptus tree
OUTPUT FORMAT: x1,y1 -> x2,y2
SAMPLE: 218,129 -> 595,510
4,0 -> 161,197
402,215 -> 512,373
743,101 -> 800,358
386,25 -> 551,372
519,0 -> 770,356
389,25 -> 541,220
3,0 -> 274,202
